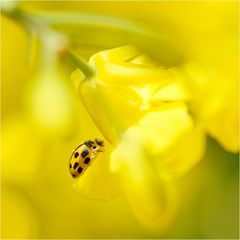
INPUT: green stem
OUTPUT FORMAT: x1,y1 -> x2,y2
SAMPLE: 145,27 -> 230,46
67,50 -> 95,79
2,7 -> 184,66
31,12 -> 145,34
32,12 -> 184,66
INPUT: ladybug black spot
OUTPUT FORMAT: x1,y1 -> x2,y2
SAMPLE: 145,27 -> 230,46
93,146 -> 96,149
73,162 -> 79,169
84,140 -> 94,148
74,152 -> 79,158
84,157 -> 91,164
81,150 -> 89,158
78,167 -> 83,173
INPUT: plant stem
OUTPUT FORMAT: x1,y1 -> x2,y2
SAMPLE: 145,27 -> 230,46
2,7 -> 184,66
67,50 -> 95,79
32,12 -> 144,34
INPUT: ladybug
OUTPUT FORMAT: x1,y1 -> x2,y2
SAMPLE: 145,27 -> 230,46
69,138 -> 104,178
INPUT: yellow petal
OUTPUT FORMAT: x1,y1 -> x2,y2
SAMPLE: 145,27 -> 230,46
90,46 -> 174,87
183,62 -> 239,153
157,123 -> 206,179
138,102 -> 193,155
206,96 -> 239,153
90,45 -> 140,63
110,126 -> 176,230
149,79 -> 191,105
76,76 -> 120,144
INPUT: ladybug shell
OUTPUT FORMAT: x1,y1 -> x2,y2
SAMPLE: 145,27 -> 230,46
69,139 -> 104,178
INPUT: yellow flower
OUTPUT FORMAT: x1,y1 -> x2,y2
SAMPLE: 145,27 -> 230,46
2,1 -> 238,237
71,45 -> 208,229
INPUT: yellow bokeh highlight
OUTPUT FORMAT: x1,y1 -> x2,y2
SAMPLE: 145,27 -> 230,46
1,187 -> 39,239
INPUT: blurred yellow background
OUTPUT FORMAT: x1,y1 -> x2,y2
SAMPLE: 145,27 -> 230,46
1,1 -> 239,239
